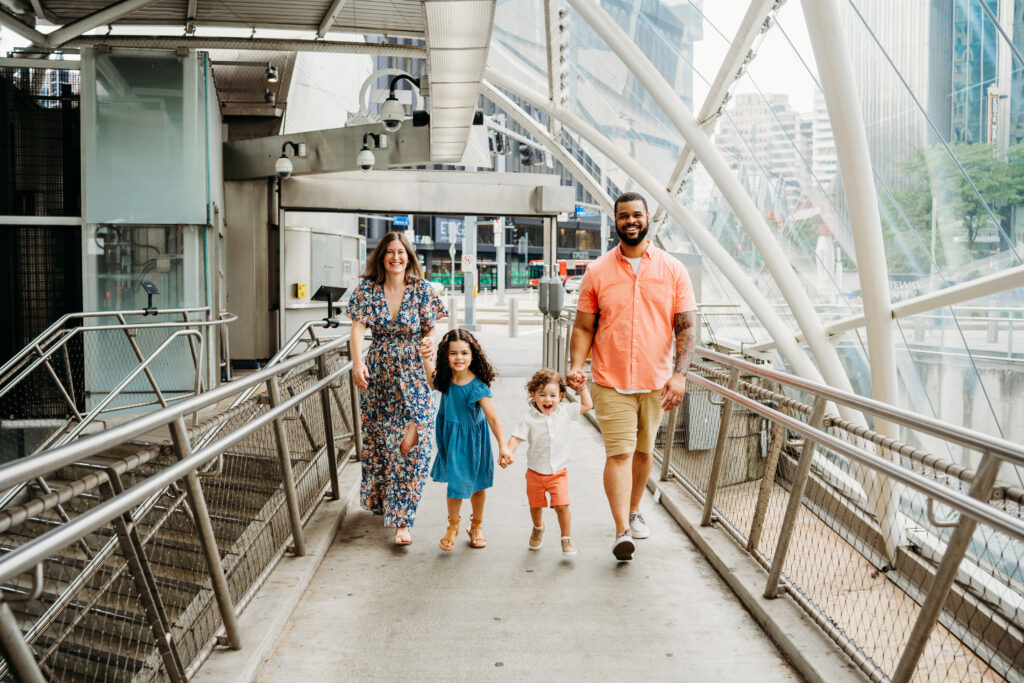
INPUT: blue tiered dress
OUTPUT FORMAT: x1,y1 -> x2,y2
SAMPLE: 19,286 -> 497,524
430,378 -> 494,499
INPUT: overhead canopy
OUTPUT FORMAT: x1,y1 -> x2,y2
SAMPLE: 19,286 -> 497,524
0,0 -> 496,160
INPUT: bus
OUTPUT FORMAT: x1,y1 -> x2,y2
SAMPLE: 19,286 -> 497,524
527,259 -> 593,287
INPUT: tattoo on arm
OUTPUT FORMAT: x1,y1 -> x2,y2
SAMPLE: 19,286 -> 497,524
673,311 -> 697,375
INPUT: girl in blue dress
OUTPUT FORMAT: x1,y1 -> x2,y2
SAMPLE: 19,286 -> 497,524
425,329 -> 512,550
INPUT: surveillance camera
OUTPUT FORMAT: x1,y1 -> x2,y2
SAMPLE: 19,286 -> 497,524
379,96 -> 405,133
356,146 -> 375,171
274,154 -> 293,179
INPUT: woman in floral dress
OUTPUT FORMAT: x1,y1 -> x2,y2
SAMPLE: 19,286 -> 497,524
346,232 -> 447,545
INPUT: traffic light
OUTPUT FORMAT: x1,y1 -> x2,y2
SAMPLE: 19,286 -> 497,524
519,142 -> 533,166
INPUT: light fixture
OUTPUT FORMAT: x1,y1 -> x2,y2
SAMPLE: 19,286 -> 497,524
357,132 -> 382,171
275,140 -> 306,179
379,73 -> 427,132
264,89 -> 276,105
266,64 -> 279,83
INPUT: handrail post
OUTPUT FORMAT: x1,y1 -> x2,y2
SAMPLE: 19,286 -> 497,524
660,406 -> 678,481
701,367 -> 741,526
116,313 -> 169,408
891,450 -> 1002,682
266,376 -> 308,556
169,417 -> 243,650
0,599 -> 46,683
747,418 -> 786,552
99,470 -> 187,681
349,363 -> 362,461
764,396 -> 828,598
317,355 -> 341,500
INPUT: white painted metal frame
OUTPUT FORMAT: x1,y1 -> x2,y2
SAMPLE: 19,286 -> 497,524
45,0 -> 164,47
651,0 -> 776,227
317,0 -> 349,38
480,81 -> 612,216
483,68 -> 822,383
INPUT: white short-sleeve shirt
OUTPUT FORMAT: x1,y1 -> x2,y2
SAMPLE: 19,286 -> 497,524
511,402 -> 583,474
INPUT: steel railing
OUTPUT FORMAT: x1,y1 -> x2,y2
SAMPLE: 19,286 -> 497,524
546,306 -> 1023,681
0,326 -> 359,682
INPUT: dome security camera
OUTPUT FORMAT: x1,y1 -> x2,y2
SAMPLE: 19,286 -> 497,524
274,154 -> 293,179
379,95 -> 405,133
356,145 -> 376,171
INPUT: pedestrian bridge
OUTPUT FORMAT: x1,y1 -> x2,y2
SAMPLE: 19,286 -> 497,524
0,315 -> 1020,683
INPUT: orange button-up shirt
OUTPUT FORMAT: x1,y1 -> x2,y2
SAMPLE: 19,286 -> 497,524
577,243 -> 696,391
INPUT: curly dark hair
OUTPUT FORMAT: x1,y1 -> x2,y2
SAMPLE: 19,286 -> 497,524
433,329 -> 496,393
613,191 -> 648,216
525,369 -> 566,396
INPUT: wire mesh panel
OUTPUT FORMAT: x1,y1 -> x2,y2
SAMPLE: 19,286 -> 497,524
0,66 -> 81,217
655,354 -> 1024,683
0,341 -> 358,682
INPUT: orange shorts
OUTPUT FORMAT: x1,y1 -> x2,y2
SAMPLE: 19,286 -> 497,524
526,468 -> 569,508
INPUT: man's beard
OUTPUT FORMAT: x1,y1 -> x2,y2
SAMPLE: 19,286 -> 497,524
616,223 -> 648,247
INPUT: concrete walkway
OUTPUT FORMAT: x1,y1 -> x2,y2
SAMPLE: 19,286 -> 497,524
246,325 -> 801,682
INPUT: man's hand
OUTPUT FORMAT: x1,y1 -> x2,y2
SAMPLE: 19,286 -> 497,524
660,372 -> 686,411
566,367 -> 587,392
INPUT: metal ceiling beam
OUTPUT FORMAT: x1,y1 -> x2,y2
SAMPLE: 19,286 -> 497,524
28,0 -> 57,24
652,0 -> 775,226
62,35 -> 426,58
317,0 -> 349,38
0,6 -> 47,45
45,0 -> 164,47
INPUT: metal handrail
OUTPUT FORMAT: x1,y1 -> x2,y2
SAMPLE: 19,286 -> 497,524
685,372 -> 1024,543
0,307 -> 216,380
0,356 -> 349,583
0,334 -> 349,499
697,347 -> 1024,467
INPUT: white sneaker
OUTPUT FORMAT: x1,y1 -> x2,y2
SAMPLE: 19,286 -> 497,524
629,512 -> 650,539
612,531 -> 634,561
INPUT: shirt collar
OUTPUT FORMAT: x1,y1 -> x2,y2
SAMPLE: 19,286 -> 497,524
615,241 -> 652,262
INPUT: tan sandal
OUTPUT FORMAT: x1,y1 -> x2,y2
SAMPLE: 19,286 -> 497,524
439,517 -> 460,551
468,515 -> 486,549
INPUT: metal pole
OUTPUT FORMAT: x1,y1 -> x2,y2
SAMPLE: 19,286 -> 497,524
764,396 -> 828,598
509,298 -> 519,338
0,600 -> 46,683
266,376 -> 308,556
660,406 -> 679,481
892,451 -> 1002,683
169,417 -> 243,650
349,368 -> 362,461
317,355 -> 341,500
496,218 -> 506,306
463,216 -> 478,330
701,367 -> 741,526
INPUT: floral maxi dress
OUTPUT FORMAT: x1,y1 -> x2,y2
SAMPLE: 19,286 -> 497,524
346,278 -> 447,527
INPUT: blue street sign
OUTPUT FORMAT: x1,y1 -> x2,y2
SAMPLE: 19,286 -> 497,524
393,215 -> 410,227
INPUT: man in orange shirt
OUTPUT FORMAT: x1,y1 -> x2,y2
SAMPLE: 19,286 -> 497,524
567,192 -> 697,561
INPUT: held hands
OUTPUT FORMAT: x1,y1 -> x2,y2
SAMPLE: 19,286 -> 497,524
660,373 -> 686,411
566,368 -> 587,392
418,335 -> 435,360
498,448 -> 514,469
353,361 -> 370,390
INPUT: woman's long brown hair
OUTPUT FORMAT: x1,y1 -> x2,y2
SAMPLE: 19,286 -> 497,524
361,231 -> 423,284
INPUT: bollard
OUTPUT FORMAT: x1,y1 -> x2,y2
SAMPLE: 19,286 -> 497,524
448,295 -> 459,330
509,298 -> 519,337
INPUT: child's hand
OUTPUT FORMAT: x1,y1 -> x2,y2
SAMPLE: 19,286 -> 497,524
498,450 -> 514,469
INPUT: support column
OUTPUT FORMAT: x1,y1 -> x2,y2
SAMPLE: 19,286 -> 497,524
802,0 -> 901,563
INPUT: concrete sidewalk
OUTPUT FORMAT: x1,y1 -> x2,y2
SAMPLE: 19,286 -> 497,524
242,326 -> 802,682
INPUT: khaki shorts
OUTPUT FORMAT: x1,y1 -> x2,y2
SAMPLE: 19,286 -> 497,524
591,383 -> 664,457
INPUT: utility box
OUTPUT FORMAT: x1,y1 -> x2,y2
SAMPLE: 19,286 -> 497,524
533,185 -> 574,214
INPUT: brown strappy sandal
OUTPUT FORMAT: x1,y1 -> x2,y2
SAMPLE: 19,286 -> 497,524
439,517 -> 460,551
467,515 -> 486,549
